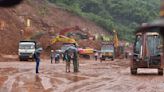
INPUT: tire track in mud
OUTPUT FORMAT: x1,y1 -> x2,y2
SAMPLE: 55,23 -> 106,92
57,63 -> 121,92
58,66 -> 164,92
56,76 -> 112,92
39,71 -> 92,92
104,68 -> 164,92
1,60 -> 164,92
0,69 -> 35,92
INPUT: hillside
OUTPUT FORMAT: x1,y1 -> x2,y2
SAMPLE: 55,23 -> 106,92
49,0 -> 160,41
0,0 -> 107,55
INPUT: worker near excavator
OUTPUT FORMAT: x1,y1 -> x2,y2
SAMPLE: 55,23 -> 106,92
94,51 -> 98,61
55,53 -> 60,63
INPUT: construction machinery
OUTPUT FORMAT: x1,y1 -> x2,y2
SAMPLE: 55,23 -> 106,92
131,0 -> 164,75
50,35 -> 77,54
131,24 -> 163,75
100,42 -> 115,61
78,47 -> 95,59
100,30 -> 123,61
51,35 -> 77,45
51,35 -> 95,58
59,26 -> 95,40
51,26 -> 95,58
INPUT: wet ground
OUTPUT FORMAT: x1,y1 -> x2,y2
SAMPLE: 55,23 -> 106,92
0,59 -> 164,92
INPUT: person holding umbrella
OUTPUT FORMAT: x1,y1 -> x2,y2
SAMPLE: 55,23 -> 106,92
65,46 -> 79,72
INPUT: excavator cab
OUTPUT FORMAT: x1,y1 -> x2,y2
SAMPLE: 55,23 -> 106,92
131,26 -> 163,75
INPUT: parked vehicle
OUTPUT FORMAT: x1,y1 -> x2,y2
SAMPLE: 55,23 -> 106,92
131,25 -> 163,75
18,41 -> 36,61
100,42 -> 115,61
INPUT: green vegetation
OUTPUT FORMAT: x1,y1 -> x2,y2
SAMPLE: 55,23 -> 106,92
48,0 -> 160,42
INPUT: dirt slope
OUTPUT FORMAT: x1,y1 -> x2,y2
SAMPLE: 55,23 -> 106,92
0,0 -> 107,55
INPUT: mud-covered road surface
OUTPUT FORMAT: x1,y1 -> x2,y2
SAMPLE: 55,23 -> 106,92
0,59 -> 164,92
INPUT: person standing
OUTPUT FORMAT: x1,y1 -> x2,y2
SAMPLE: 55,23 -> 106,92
50,50 -> 54,64
72,51 -> 79,72
94,52 -> 98,61
55,53 -> 60,63
62,52 -> 66,62
64,50 -> 71,72
34,49 -> 41,74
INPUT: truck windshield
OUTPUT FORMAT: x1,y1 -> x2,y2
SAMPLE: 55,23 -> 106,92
19,44 -> 35,49
101,45 -> 114,50
147,35 -> 161,56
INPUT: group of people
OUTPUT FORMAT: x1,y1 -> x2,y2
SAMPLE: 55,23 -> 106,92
33,48 -> 79,74
50,50 -> 60,64
63,50 -> 79,73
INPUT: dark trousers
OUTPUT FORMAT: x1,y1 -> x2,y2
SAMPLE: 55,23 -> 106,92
73,59 -> 79,72
95,56 -> 98,61
36,58 -> 40,73
51,57 -> 53,64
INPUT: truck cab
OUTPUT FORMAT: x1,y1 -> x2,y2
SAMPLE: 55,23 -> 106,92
131,27 -> 163,75
18,41 -> 36,61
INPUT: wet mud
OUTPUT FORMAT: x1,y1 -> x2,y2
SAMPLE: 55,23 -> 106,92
0,59 -> 163,92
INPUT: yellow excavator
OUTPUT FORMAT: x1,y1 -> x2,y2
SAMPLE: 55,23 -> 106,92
50,35 -> 95,58
51,35 -> 77,45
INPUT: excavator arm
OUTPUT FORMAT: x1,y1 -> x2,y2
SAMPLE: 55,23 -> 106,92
51,35 -> 77,45
59,26 -> 95,40
59,26 -> 80,35
113,30 -> 119,48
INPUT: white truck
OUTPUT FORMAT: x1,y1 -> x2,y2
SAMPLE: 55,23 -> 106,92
18,41 -> 36,61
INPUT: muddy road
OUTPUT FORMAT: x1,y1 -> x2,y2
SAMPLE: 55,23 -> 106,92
0,59 -> 163,92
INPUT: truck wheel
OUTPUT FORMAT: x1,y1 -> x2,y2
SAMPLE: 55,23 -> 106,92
158,68 -> 163,75
131,68 -> 137,75
111,58 -> 114,61
100,58 -> 105,62
19,57 -> 23,61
